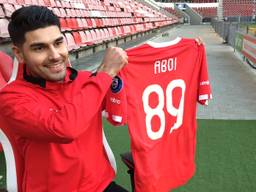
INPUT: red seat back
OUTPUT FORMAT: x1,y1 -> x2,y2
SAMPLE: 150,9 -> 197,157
0,51 -> 13,81
0,125 -> 24,192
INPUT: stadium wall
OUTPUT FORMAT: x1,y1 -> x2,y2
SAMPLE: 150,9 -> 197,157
239,34 -> 256,69
212,19 -> 256,69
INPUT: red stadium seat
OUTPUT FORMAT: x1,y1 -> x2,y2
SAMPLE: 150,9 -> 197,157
52,8 -> 61,17
66,18 -> 79,30
80,18 -> 88,29
78,31 -> 88,46
24,0 -> 32,5
60,0 -> 71,8
55,0 -> 62,8
0,127 -> 23,192
3,4 -> 15,18
0,6 -> 5,18
0,0 -> 7,3
0,18 -> 9,38
0,52 -> 13,86
65,8 -> 72,17
64,33 -> 80,51
109,27 -> 117,39
86,18 -> 93,28
74,9 -> 82,17
49,0 -> 56,7
95,18 -> 102,28
0,51 -> 19,167
103,28 -> 111,40
70,9 -> 77,17
59,18 -> 70,31
84,30 -> 95,45
43,0 -> 52,7
0,51 -> 18,87
16,0 -> 25,5
59,8 -> 67,17
0,51 -> 11,151
80,9 -> 88,18
77,18 -> 84,30
40,0 -> 49,6
31,0 -> 39,5
0,69 -> 6,88
91,18 -> 97,28
90,29 -> 99,43
72,31 -> 87,47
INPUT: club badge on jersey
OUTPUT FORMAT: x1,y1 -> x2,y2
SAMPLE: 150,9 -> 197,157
105,75 -> 127,126
111,76 -> 123,93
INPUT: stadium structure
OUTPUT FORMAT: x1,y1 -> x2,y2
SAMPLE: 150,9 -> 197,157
0,0 -> 256,191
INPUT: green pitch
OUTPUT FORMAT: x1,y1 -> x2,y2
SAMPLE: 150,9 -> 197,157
0,120 -> 256,191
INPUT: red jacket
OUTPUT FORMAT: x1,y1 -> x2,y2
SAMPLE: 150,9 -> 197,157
0,65 -> 114,192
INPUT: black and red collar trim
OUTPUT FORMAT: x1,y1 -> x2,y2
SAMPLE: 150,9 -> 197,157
23,65 -> 78,88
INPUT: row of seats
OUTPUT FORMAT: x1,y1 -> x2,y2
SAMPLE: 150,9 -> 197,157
0,0 -> 177,52
59,17 -> 171,31
64,20 -> 174,51
190,0 -> 217,2
0,4 -> 167,19
223,0 -> 255,17
0,17 -> 175,38
159,0 -> 217,2
164,7 -> 183,19
0,3 -> 134,18
0,0 -> 177,39
193,7 -> 217,18
0,0 -> 169,19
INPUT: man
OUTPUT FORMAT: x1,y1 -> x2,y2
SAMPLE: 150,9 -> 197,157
0,5 -> 128,192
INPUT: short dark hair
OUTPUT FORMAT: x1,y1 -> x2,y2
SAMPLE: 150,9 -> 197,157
8,5 -> 60,46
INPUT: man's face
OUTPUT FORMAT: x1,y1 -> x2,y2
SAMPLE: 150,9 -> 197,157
14,25 -> 69,82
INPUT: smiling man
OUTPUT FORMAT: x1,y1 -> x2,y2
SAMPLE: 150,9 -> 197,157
0,5 -> 128,192
13,25 -> 68,82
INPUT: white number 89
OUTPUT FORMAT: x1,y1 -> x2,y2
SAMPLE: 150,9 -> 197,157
142,79 -> 186,140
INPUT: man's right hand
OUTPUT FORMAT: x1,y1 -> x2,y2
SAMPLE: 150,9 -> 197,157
97,47 -> 128,78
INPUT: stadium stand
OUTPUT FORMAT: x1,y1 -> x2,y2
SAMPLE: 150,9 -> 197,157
0,0 -> 178,59
193,7 -> 217,18
164,7 -> 183,19
155,0 -> 217,2
223,0 -> 255,17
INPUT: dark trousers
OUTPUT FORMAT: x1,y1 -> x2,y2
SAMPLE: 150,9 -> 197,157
104,181 -> 129,192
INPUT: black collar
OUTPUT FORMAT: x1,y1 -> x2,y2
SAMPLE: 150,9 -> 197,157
23,65 -> 78,88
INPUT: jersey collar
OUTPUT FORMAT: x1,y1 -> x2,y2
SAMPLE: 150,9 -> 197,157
146,37 -> 182,48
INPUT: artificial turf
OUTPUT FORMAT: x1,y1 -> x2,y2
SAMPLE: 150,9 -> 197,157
0,120 -> 256,192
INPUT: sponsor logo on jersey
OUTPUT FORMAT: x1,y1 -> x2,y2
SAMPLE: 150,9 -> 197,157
111,76 -> 123,93
200,80 -> 210,86
110,97 -> 121,104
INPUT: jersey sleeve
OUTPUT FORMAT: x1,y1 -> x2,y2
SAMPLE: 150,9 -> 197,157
197,44 -> 212,105
104,75 -> 127,126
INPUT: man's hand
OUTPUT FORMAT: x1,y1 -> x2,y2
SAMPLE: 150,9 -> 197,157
195,37 -> 204,45
98,47 -> 128,77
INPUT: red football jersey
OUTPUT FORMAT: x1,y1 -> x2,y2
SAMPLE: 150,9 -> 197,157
106,37 -> 212,192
